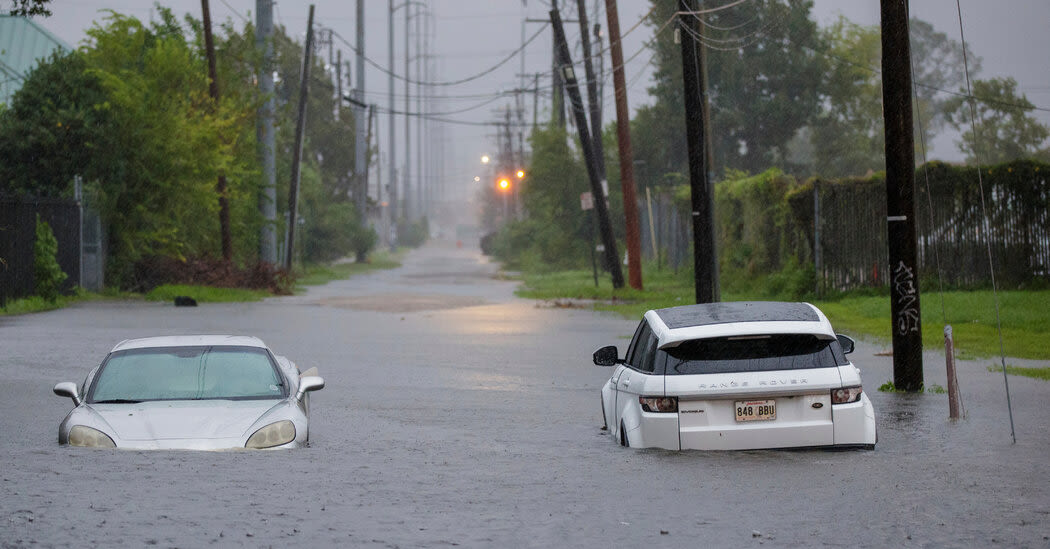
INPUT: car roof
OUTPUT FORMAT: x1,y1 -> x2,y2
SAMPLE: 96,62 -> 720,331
110,335 -> 269,352
645,301 -> 835,349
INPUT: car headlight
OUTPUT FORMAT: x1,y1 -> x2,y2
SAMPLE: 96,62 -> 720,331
245,420 -> 296,449
68,425 -> 116,448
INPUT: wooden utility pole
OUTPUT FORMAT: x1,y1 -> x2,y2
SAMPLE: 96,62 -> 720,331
550,6 -> 624,289
255,0 -> 278,264
551,0 -> 565,128
605,0 -> 643,290
285,4 -> 315,271
880,0 -> 923,391
201,0 -> 232,262
678,0 -> 717,303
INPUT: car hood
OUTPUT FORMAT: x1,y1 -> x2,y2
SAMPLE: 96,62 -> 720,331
88,399 -> 284,441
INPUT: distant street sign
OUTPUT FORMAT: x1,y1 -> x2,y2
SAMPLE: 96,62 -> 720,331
580,191 -> 594,210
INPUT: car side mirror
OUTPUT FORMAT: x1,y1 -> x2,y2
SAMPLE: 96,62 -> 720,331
836,334 -> 856,355
296,375 -> 325,401
54,382 -> 81,406
593,345 -> 622,366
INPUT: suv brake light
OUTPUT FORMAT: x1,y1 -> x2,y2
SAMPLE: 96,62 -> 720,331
639,396 -> 678,413
831,386 -> 863,404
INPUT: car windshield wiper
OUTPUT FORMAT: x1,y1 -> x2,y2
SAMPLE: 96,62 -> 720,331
92,399 -> 144,404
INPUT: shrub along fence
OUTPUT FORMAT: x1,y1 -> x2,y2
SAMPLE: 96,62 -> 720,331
0,196 -> 81,305
640,159 -> 1050,295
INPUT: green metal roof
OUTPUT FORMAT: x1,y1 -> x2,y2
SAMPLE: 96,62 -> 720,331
0,15 -> 71,106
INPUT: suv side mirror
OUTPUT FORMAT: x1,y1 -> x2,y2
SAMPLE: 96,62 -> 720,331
592,345 -> 622,366
836,334 -> 856,354
54,382 -> 82,406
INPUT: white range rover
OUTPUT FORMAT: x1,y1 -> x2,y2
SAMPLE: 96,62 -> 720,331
593,301 -> 876,450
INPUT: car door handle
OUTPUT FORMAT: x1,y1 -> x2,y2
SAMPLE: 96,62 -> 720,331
620,378 -> 630,387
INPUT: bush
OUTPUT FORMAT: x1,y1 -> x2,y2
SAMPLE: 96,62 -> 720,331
33,215 -> 68,301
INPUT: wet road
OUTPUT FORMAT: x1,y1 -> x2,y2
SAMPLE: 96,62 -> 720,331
2,239 -> 1048,547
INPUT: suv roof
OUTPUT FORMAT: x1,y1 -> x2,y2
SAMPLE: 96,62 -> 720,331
646,301 -> 835,349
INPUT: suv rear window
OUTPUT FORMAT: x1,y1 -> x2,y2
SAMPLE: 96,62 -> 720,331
661,334 -> 845,375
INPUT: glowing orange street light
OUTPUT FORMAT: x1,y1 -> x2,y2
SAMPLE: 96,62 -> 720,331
497,178 -> 511,192
515,169 -> 525,179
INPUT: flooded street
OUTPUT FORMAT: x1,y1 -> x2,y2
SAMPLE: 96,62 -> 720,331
2,240 -> 1048,547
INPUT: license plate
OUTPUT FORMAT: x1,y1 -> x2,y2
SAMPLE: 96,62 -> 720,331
735,399 -> 776,422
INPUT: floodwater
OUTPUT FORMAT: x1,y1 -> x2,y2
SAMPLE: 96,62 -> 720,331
2,240 -> 1048,547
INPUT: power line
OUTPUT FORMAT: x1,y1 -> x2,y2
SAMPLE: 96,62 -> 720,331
326,23 -> 550,87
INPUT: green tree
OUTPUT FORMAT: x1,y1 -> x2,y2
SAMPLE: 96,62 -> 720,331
637,0 -> 826,177
944,77 -> 1050,164
810,17 -> 884,177
0,51 -> 111,197
493,124 -> 592,270
33,214 -> 67,301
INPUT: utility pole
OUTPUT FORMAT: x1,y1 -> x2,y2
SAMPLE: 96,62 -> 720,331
678,0 -> 717,303
284,4 -> 315,271
403,1 -> 412,222
201,0 -> 232,262
335,50 -> 342,121
354,0 -> 368,233
551,6 -> 624,289
387,0 -> 397,246
880,0 -> 923,391
605,0 -> 643,290
575,0 -> 605,184
256,0 -> 277,264
551,0 -> 565,128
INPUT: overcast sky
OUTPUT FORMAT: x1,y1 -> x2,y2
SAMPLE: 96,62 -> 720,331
35,0 -> 1050,214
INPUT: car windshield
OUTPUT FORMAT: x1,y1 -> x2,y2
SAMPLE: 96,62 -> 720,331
663,334 -> 841,375
88,346 -> 285,402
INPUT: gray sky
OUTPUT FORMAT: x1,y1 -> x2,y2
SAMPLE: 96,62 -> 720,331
36,0 -> 1050,215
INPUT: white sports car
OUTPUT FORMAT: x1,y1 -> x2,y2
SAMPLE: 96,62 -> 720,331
53,335 -> 325,450
594,302 -> 876,450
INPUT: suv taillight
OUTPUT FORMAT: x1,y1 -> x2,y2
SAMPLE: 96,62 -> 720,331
639,396 -> 678,413
831,386 -> 863,404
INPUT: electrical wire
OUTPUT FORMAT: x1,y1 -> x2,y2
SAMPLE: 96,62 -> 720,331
954,0 -> 1015,444
327,23 -> 550,87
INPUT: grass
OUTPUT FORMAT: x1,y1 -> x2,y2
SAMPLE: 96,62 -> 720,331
512,264 -> 1050,361
988,364 -> 1050,381
145,284 -> 272,303
2,250 -> 404,315
815,290 -> 1050,360
877,381 -> 947,393
0,288 -> 100,316
294,249 -> 403,290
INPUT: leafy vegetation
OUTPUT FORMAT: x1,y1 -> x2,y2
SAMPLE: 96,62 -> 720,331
144,284 -> 272,303
988,364 -> 1050,381
0,8 -> 382,295
33,215 -> 67,301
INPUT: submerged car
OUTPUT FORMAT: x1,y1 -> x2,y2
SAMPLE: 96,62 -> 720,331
53,335 -> 324,450
594,302 -> 876,450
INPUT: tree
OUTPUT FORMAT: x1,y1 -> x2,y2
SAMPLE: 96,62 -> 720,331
944,77 -> 1050,164
491,124 -> 593,270
8,0 -> 50,16
809,17 -> 884,177
0,52 -> 111,197
639,0 -> 826,176
910,18 -> 981,151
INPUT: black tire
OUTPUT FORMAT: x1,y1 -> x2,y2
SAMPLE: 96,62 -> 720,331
619,421 -> 629,448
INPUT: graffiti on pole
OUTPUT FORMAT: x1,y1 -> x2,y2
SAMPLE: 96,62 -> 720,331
892,260 -> 920,335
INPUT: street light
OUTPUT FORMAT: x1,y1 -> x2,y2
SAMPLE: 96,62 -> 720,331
481,155 -> 491,164
516,169 -> 525,179
473,176 -> 481,182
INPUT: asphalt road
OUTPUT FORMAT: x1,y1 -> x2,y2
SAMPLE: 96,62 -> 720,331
1,239 -> 1048,548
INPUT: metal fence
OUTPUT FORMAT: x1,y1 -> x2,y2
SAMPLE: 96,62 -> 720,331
0,197 -> 81,305
638,161 -> 1050,294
